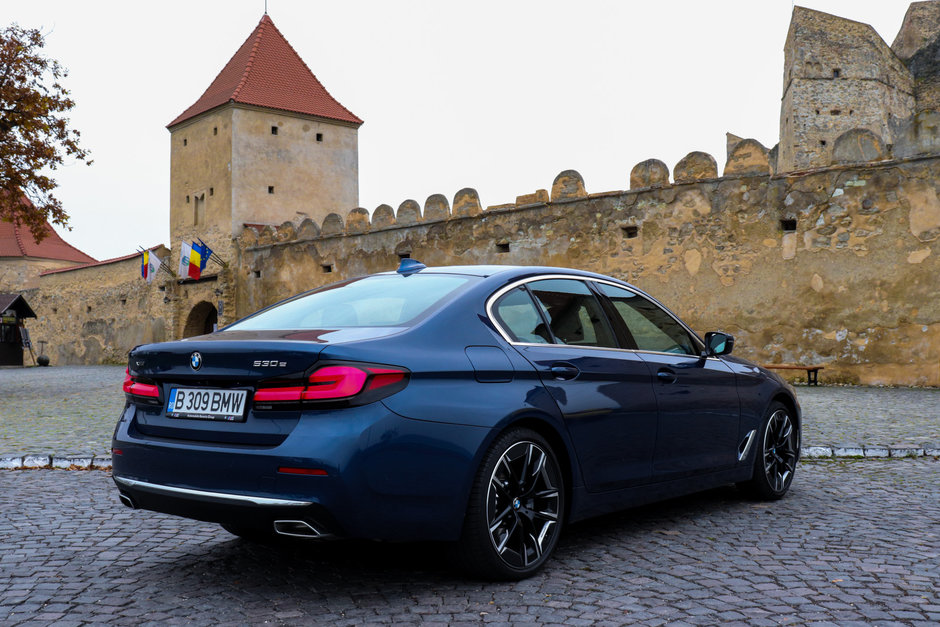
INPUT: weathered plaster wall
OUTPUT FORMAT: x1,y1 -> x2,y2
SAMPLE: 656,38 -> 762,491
230,105 -> 359,231
229,156 -> 940,387
0,258 -> 82,291
22,248 -> 172,364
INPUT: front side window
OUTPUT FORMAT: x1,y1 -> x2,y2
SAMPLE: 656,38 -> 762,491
228,274 -> 473,330
527,279 -> 616,348
598,283 -> 697,355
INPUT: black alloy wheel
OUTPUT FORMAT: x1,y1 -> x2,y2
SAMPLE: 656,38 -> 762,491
454,428 -> 564,580
739,402 -> 800,500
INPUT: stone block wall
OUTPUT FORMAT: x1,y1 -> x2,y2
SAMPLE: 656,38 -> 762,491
225,152 -> 940,386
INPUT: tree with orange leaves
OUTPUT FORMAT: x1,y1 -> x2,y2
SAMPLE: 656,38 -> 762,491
0,24 -> 91,243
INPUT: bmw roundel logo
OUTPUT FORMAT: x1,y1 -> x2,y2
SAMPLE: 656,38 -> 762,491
190,352 -> 203,371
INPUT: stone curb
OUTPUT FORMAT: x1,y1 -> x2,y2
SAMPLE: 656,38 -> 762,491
0,455 -> 111,470
1,447 -> 939,470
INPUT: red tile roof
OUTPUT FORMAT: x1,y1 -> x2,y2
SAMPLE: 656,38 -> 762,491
39,245 -> 161,277
168,15 -> 363,128
0,214 -> 97,264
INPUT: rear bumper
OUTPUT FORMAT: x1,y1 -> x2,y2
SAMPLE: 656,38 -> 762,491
111,401 -> 490,541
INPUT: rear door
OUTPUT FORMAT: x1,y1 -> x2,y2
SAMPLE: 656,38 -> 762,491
490,278 -> 657,491
595,283 -> 740,480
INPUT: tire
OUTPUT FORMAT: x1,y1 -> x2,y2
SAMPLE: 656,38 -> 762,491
221,523 -> 277,542
738,402 -> 800,500
453,428 -> 565,580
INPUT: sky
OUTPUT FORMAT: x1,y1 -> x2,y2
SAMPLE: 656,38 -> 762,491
4,1 -> 913,261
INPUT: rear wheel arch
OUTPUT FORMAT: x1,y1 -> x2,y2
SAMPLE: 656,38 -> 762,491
770,392 -> 800,431
504,416 -> 575,520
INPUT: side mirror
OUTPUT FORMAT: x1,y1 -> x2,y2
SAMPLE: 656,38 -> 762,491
704,331 -> 734,356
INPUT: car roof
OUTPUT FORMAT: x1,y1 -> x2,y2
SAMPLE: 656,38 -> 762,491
376,264 -> 621,281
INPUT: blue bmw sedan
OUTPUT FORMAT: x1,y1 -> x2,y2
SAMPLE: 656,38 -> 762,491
113,262 -> 800,579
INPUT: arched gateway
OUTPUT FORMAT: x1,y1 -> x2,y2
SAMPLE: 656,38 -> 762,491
183,301 -> 217,337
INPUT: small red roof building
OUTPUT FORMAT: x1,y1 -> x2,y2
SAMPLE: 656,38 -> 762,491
0,218 -> 96,264
168,14 -> 363,128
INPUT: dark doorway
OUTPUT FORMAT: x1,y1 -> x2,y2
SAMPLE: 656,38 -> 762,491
183,301 -> 218,337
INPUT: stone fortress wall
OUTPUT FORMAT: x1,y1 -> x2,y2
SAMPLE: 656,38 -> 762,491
13,3 -> 940,386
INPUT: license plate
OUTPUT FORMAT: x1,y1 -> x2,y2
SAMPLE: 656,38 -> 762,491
166,388 -> 248,421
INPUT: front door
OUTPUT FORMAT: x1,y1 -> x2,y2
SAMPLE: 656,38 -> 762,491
595,283 -> 740,480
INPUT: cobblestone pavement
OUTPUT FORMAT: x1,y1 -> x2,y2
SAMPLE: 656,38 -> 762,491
0,366 -> 938,456
0,460 -> 937,625
0,366 -> 124,456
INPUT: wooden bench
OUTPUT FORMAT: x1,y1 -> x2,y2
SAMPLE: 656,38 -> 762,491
762,364 -> 824,386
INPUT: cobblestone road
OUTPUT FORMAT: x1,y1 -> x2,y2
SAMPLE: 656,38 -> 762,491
0,460 -> 937,625
1,366 -> 939,456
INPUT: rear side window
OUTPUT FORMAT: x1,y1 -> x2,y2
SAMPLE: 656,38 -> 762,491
491,287 -> 551,343
598,283 -> 697,355
527,279 -> 616,348
228,274 -> 472,330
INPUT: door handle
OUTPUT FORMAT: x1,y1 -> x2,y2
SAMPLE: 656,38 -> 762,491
549,363 -> 580,381
657,368 -> 677,384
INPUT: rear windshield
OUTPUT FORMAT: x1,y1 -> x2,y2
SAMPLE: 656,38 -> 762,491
227,274 -> 473,330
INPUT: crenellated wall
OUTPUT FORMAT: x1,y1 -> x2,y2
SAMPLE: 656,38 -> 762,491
216,142 -> 940,386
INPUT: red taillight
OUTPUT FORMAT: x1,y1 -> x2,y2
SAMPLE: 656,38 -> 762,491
123,368 -> 159,398
254,364 -> 408,404
303,366 -> 368,400
253,386 -> 305,402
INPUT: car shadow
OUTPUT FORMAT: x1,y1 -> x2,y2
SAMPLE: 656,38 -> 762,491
132,483 -> 758,592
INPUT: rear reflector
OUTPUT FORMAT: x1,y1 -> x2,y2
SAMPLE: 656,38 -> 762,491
123,369 -> 160,398
278,467 -> 328,476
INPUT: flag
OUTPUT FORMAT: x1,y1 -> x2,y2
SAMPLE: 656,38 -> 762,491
197,239 -> 213,271
188,241 -> 204,280
178,241 -> 193,278
147,251 -> 162,284
141,251 -> 149,281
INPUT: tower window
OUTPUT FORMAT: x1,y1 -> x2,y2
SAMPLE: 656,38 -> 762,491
254,270 -> 261,278
271,126 -> 278,135
819,140 -> 827,146
209,187 -> 214,196
815,109 -> 820,115
268,186 -> 275,194
830,109 -> 841,116
183,138 -> 187,146
780,219 -> 797,232
316,133 -> 323,142
186,195 -> 190,203
832,68 -> 841,78
213,127 -> 218,135
322,264 -> 333,273
621,225 -> 639,239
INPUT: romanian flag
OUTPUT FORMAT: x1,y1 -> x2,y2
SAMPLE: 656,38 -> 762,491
141,251 -> 150,280
188,241 -> 205,280
141,250 -> 162,284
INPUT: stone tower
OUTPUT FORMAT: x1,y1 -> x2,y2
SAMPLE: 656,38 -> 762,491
893,1 -> 940,112
778,7 -> 915,172
166,14 -> 363,261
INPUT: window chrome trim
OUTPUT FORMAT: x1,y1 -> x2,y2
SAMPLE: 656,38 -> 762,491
113,475 -> 313,507
486,274 -> 709,357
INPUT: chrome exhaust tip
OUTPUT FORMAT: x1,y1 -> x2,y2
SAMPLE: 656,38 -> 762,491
273,519 -> 324,538
118,493 -> 136,509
